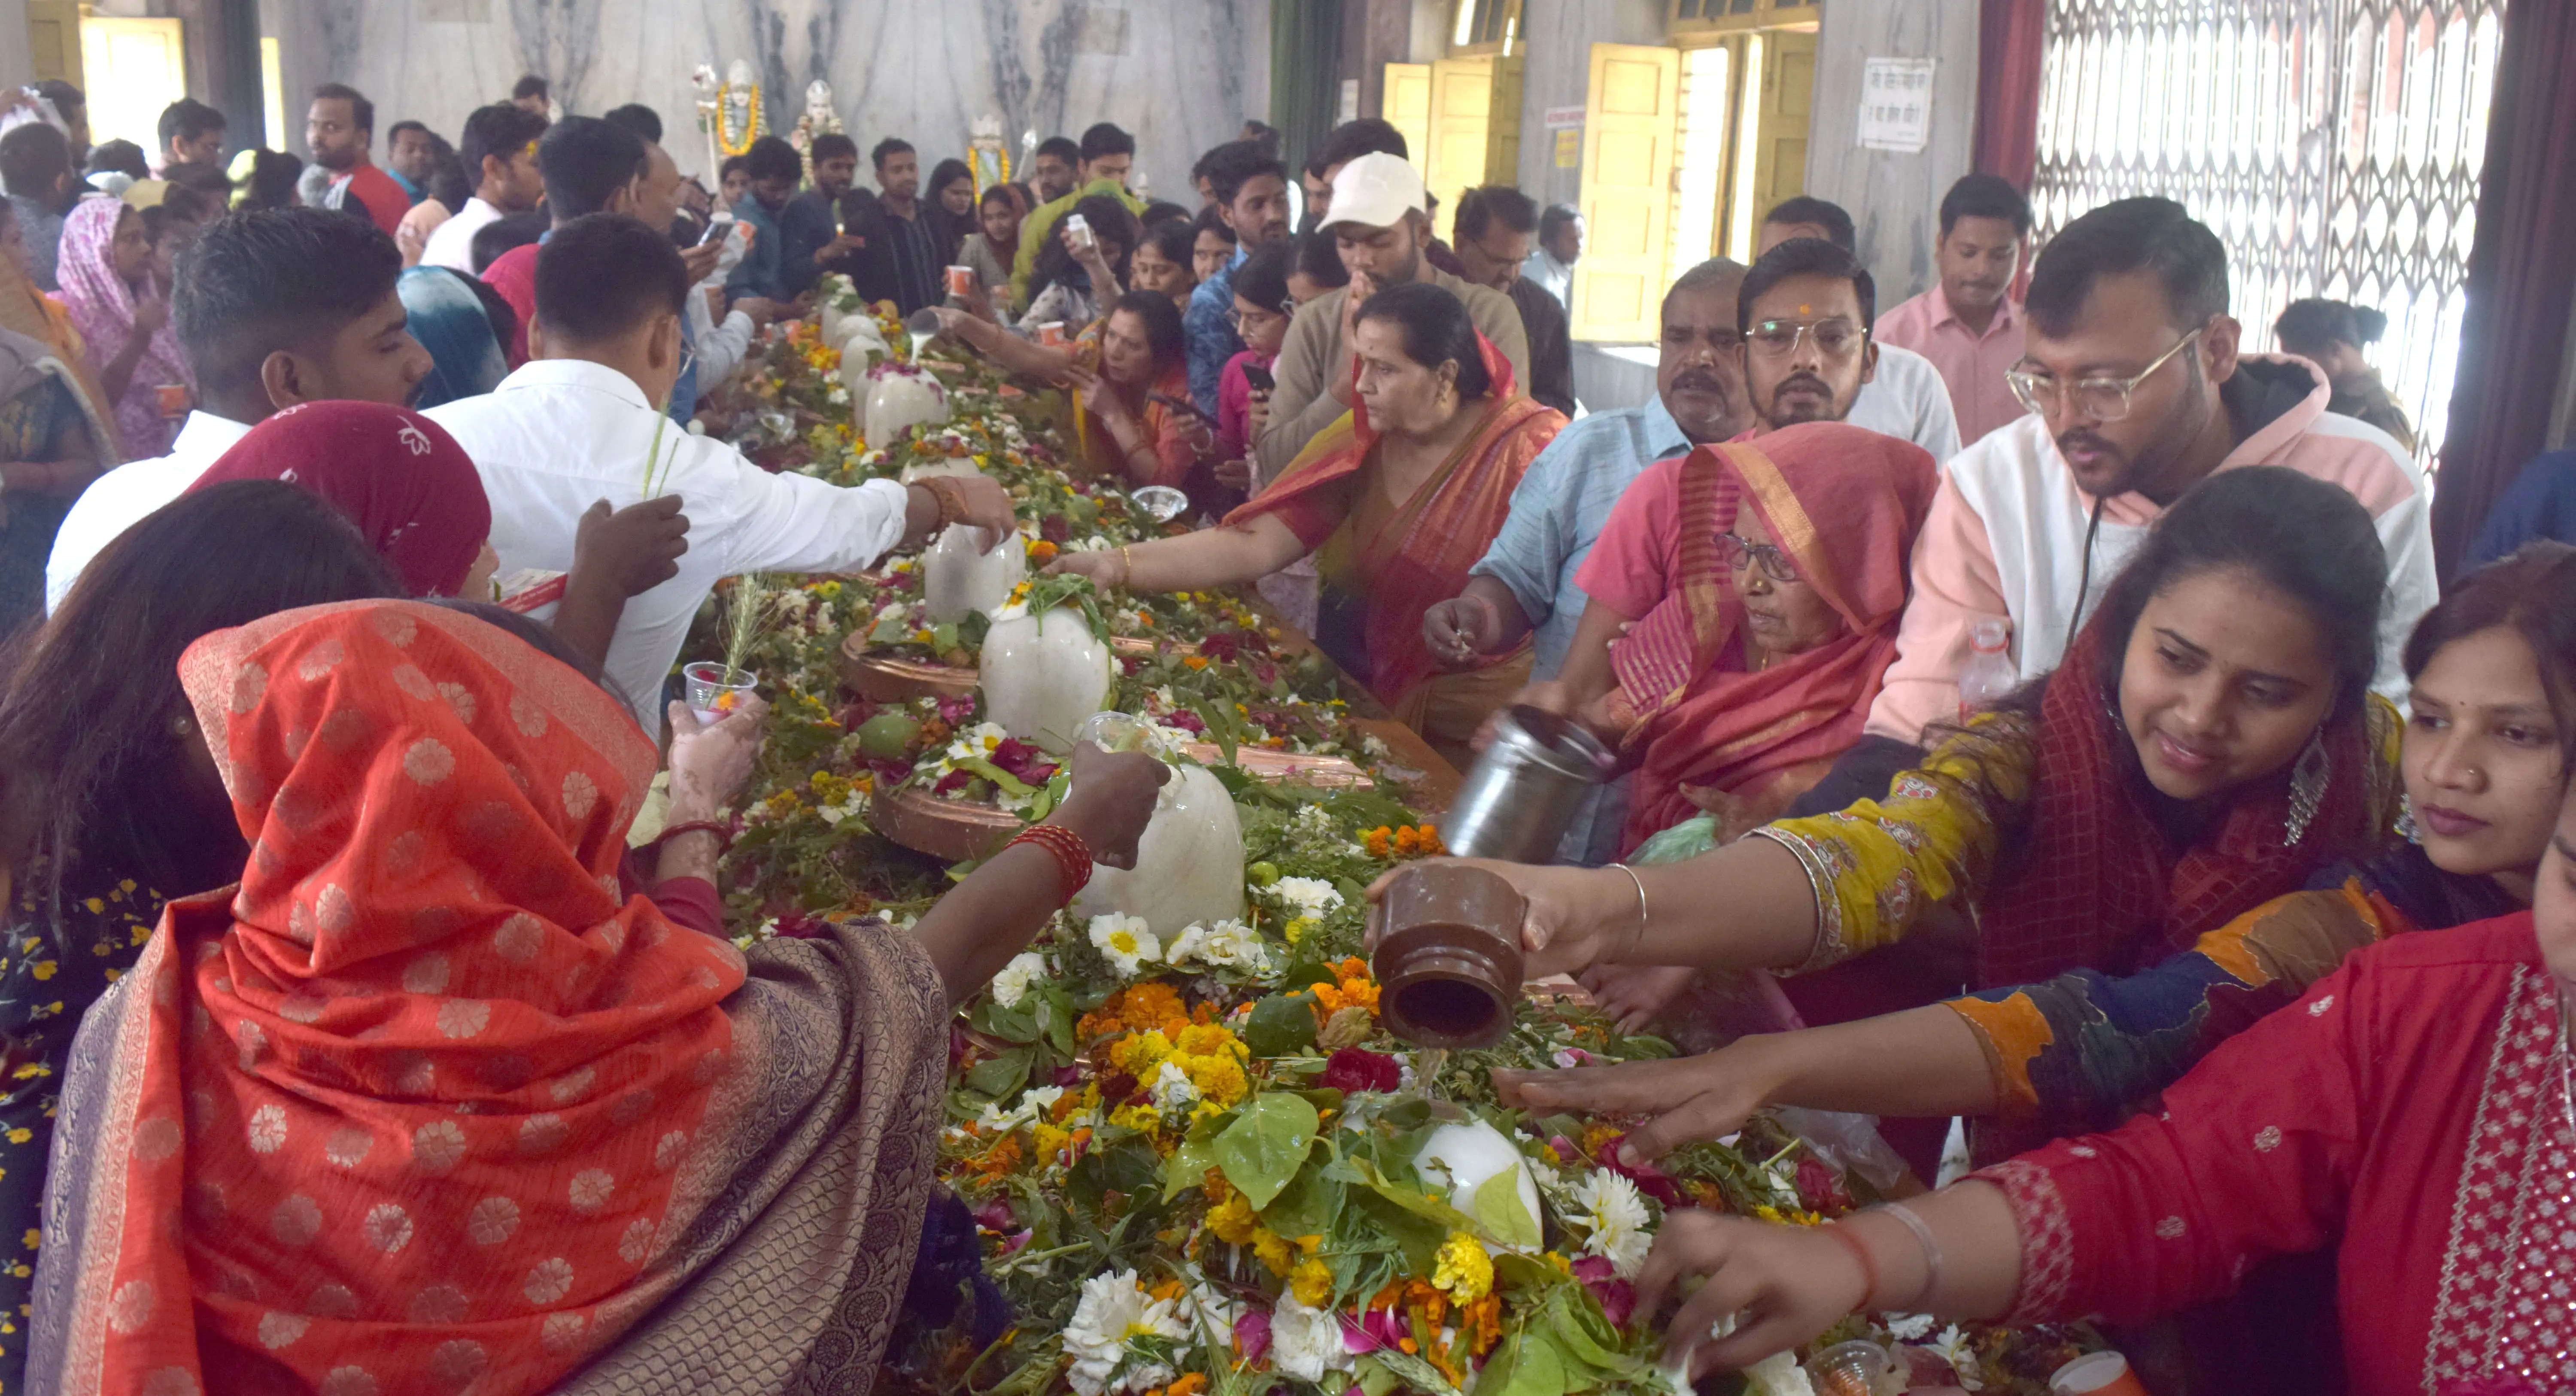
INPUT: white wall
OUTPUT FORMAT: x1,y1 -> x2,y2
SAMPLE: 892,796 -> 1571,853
0,0 -> 33,90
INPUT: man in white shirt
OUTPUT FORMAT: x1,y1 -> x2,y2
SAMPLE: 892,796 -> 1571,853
1759,197 -> 1962,460
419,102 -> 548,273
46,206 -> 434,611
428,212 -> 1011,736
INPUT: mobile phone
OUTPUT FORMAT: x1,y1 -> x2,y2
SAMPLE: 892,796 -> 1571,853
696,213 -> 735,247
1241,363 -> 1275,393
1065,213 -> 1096,253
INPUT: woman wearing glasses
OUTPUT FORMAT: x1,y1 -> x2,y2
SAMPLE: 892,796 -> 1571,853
1555,422 -> 1938,856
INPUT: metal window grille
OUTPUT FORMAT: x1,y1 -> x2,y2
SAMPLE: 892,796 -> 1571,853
2031,0 -> 2506,465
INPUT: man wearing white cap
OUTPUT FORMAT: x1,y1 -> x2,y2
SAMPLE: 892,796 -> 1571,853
1258,152 -> 1531,471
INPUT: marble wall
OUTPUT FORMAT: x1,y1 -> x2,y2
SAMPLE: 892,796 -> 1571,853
261,0 -> 1269,196
1800,0 -> 1978,304
1510,0 -> 1663,210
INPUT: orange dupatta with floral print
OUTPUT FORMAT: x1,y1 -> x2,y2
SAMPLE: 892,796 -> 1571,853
1224,333 -> 1562,704
53,600 -> 748,1396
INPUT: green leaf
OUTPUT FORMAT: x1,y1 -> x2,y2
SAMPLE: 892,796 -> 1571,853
1211,1092 -> 1321,1210
1069,1135 -> 1162,1208
1370,1348 -> 1464,1396
1353,1357 -> 1402,1396
952,755 -> 1033,797
1039,984 -> 1076,1056
1160,1112 -> 1229,1202
1351,1157 -> 1479,1235
975,995 -> 1043,1044
1280,959 -> 1338,992
1259,1163 -> 1340,1241
1192,701 -> 1239,766
964,1047 -> 1032,1099
1351,1188 -> 1446,1274
1474,1328 -> 1572,1396
1473,1167 -> 1543,1250
1242,992 -> 1318,1057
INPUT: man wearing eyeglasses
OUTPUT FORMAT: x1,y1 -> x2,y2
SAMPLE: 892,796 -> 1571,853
1755,198 -> 1961,461
1849,195 -> 2431,762
1422,257 -> 1753,864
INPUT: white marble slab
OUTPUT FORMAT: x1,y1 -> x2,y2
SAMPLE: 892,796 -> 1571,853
267,0 -> 1269,196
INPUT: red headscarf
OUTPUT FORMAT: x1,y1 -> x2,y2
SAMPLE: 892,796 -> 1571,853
1607,425 -> 1939,849
189,401 -> 492,598
1975,618 -> 2386,987
72,600 -> 743,1394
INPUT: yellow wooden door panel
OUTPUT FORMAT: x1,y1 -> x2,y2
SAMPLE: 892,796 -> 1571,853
81,17 -> 189,156
25,0 -> 84,86
1751,29 -> 1817,218
1572,42 -> 1680,343
1425,57 -> 1492,231
1383,62 -> 1432,171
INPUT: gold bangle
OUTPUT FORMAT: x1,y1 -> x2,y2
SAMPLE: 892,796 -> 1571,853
1117,544 -> 1134,589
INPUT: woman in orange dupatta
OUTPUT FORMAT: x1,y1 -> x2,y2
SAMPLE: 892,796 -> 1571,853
28,598 -> 1169,1396
1575,423 -> 1938,852
1049,281 -> 1564,762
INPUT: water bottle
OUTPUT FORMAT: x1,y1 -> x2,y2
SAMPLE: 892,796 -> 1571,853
1958,617 -> 2017,722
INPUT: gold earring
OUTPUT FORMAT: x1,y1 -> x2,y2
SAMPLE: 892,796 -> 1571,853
171,712 -> 194,737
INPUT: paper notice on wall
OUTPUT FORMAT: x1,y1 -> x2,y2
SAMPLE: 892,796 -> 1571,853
1856,57 -> 1935,153
1543,106 -> 1586,130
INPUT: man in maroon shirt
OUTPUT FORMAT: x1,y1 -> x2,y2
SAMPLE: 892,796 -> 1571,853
307,82 -> 407,239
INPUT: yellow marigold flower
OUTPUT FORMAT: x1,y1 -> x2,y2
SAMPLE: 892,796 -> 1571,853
1114,1030 -> 1174,1078
1110,1103 -> 1163,1135
1752,1204 -> 1785,1224
1029,1122 -> 1069,1162
1291,1257 -> 1334,1307
1432,1232 -> 1492,1302
1250,1227 -> 1297,1276
1283,917 -> 1312,944
1207,1191 -> 1259,1245
1175,1023 -> 1242,1060
1185,1054 -> 1249,1106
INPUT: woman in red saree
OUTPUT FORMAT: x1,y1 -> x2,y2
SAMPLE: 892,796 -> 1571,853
1625,792 -> 2576,1396
933,289 -> 1214,493
1571,423 -> 1937,853
1051,281 -> 1564,763
25,599 -> 1166,1396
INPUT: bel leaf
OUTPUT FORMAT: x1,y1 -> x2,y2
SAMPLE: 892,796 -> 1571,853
1473,1167 -> 1543,1250
1211,1092 -> 1321,1210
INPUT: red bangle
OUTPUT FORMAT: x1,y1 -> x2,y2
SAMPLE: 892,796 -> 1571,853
1005,823 -> 1094,901
1821,1221 -> 1881,1310
657,819 -> 735,852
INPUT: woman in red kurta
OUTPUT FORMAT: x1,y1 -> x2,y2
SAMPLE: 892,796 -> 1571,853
1627,868 -> 2576,1396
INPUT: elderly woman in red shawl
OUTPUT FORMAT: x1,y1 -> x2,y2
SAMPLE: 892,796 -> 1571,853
1559,422 -> 1938,853
186,401 -> 689,668
1048,281 -> 1564,764
27,598 -> 1165,1396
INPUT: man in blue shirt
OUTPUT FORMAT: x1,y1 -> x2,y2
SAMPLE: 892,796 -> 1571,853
724,136 -> 802,302
1182,141 -> 1294,415
1422,256 -> 1750,862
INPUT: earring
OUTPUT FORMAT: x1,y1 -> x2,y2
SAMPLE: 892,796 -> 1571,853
2285,729 -> 2330,844
2396,795 -> 2422,845
170,712 -> 194,738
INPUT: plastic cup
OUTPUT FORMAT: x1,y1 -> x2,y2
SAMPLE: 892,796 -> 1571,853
1130,485 -> 1188,523
1805,1340 -> 1899,1396
2050,1352 -> 2150,1396
946,265 -> 976,297
683,661 -> 757,726
1036,321 -> 1068,347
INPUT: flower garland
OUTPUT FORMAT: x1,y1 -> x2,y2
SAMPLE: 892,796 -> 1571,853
714,80 -> 764,157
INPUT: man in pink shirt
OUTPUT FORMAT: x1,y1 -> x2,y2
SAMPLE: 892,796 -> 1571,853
1874,174 -> 2029,446
1792,196 -> 2432,815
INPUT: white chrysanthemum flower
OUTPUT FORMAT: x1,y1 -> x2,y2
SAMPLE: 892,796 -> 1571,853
1150,1059 -> 1199,1111
1268,876 -> 1343,919
1928,1325 -> 1984,1390
1088,913 -> 1160,977
991,952 -> 1047,1008
1744,1350 -> 1817,1396
1267,1293 -> 1354,1383
1570,1168 -> 1653,1278
1062,1270 -> 1188,1396
1882,1313 -> 1935,1341
1168,919 -> 1268,973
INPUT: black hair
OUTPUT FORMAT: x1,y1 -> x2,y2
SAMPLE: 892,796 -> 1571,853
600,103 -> 662,145
1939,173 -> 2032,239
173,207 -> 402,399
1454,185 -> 1538,244
1240,120 -> 1281,155
535,212 -> 687,343
0,480 -> 404,913
1354,280 -> 1492,399
1761,195 -> 1854,252
2275,297 -> 2388,357
33,80 -> 81,118
799,132 -> 851,167
869,137 -> 914,170
1739,236 -> 1877,332
2025,196 -> 2227,339
85,139 -> 149,182
1291,230 -> 1349,291
537,115 -> 647,218
1202,140 -> 1289,208
719,155 -> 751,183
1193,202 -> 1237,247
238,149 -> 304,211
425,600 -> 610,687
2091,465 -> 2384,724
460,101 -> 550,188
387,119 -> 431,146
1140,200 -> 1191,230
1537,203 -> 1581,243
513,74 -> 550,102
158,98 -> 227,153
2406,543 -> 2576,760
744,134 -> 802,185
422,138 -> 472,212
980,182 -> 1022,212
154,174 -> 224,229
1665,255 -> 1747,319
928,158 -> 973,200
1030,194 -> 1140,302
1233,238 -> 1294,313
1317,118 -> 1406,171
1140,219 -> 1197,273
311,82 -> 375,137
1036,136 -> 1081,167
471,211 -> 547,274
0,123 -> 71,197
165,160 -> 235,200
1107,288 -> 1186,367
1078,123 -> 1135,164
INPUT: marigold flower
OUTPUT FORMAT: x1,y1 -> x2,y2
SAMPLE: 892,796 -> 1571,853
1250,1227 -> 1297,1276
1207,1192 -> 1259,1245
1431,1232 -> 1492,1302
1290,1257 -> 1334,1307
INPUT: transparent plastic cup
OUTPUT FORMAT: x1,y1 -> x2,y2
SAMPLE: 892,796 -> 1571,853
1805,1340 -> 1899,1396
683,661 -> 758,727
1130,485 -> 1188,523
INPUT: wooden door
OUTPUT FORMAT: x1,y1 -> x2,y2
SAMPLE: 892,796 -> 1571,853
1748,28 -> 1817,222
1423,55 -> 1522,239
24,0 -> 83,87
80,17 -> 189,155
1572,42 -> 1680,343
1382,62 -> 1431,173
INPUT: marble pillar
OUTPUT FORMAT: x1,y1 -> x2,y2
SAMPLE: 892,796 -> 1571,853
266,0 -> 1269,195
1801,0 -> 1977,303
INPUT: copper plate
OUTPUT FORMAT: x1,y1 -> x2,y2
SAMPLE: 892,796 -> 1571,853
1181,743 -> 1373,790
870,785 -> 1022,864
840,635 -> 979,702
